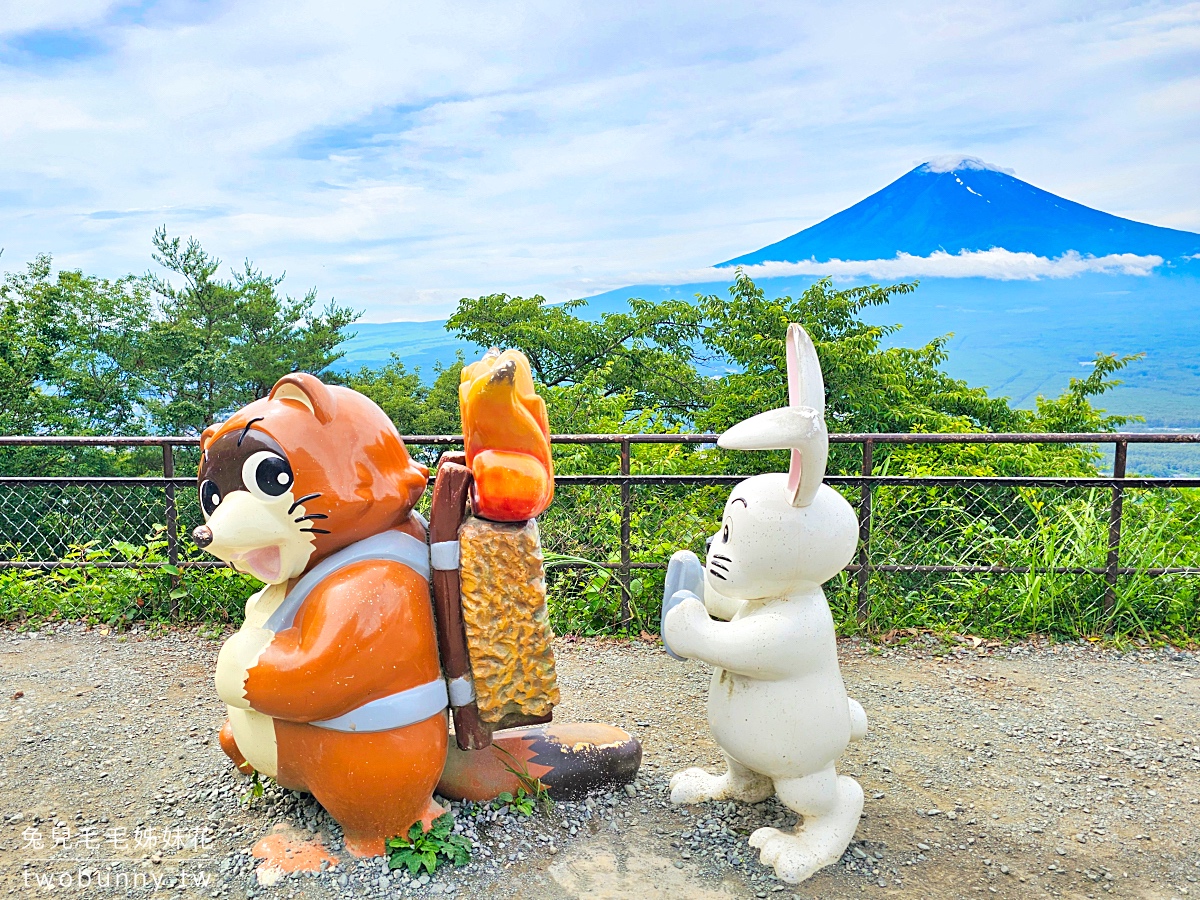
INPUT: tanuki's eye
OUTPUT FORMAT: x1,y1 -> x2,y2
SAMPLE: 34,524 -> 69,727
722,521 -> 730,543
200,480 -> 222,517
241,451 -> 294,500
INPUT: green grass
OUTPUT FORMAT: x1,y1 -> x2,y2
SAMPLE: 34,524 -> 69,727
2,482 -> 1197,644
0,527 -> 257,627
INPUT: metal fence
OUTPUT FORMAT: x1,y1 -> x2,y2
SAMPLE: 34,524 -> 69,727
1,432 -> 1198,633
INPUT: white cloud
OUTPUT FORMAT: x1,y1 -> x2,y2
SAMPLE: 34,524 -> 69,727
615,248 -> 1164,287
920,156 -> 1016,175
0,1 -> 1195,320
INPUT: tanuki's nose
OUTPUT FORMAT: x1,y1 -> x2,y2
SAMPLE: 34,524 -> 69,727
192,525 -> 214,548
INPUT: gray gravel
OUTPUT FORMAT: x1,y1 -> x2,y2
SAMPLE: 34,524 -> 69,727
0,623 -> 1198,898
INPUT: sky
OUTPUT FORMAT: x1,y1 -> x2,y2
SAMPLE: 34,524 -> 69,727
0,1 -> 1197,321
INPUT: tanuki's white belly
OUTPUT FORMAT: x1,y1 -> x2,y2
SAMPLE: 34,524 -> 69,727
219,582 -> 288,778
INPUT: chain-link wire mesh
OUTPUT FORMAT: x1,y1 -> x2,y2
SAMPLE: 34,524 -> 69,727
0,436 -> 1197,636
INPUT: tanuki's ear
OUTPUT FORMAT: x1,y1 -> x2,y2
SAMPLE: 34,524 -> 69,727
269,373 -> 337,424
200,423 -> 219,455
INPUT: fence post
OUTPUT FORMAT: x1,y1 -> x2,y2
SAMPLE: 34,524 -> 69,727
856,439 -> 874,625
619,437 -> 632,632
1103,439 -> 1128,623
162,442 -> 180,617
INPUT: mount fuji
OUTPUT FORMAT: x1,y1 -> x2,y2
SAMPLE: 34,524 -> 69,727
340,157 -> 1200,453
722,157 -> 1200,266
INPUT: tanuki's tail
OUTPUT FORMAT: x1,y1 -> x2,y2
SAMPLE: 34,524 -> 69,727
438,722 -> 642,802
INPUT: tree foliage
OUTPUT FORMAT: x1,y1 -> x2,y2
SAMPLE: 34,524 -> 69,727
448,293 -> 708,427
443,272 -> 1137,474
142,227 -> 359,433
1,254 -> 150,435
343,355 -> 464,459
1,243 -> 1138,453
0,230 -> 358,436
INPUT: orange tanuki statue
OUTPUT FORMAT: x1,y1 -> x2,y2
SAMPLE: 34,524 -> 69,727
194,353 -> 638,860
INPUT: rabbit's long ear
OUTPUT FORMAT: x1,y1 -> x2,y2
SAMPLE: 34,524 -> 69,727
786,323 -> 825,414
718,323 -> 829,508
785,324 -> 828,508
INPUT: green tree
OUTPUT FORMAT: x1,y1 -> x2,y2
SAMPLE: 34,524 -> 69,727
0,255 -> 67,435
0,254 -> 150,435
698,273 -> 1020,437
344,356 -> 464,436
142,227 -> 360,433
1025,351 -> 1141,434
447,293 -> 708,428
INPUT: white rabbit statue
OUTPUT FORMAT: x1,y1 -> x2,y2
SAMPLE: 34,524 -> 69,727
662,322 -> 867,885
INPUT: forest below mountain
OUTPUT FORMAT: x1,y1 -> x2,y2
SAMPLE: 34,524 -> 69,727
1,230 -> 1135,443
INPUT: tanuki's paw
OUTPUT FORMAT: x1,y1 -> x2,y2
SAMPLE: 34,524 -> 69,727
218,718 -> 255,775
418,797 -> 447,831
342,834 -> 386,858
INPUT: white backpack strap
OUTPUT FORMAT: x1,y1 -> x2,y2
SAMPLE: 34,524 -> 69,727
311,678 -> 448,733
264,530 -> 431,633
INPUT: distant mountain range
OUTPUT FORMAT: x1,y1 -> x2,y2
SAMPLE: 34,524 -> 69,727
339,157 -> 1200,472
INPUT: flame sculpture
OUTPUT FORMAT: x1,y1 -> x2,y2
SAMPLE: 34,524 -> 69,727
459,348 -> 554,522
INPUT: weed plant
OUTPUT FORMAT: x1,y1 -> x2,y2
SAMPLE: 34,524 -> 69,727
386,813 -> 471,876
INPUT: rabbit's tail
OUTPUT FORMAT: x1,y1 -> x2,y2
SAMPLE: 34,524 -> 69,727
847,698 -> 868,742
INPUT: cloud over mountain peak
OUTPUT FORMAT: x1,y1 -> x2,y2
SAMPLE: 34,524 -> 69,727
920,155 -> 1016,175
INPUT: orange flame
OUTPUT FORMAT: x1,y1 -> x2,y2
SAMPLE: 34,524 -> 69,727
459,348 -> 554,522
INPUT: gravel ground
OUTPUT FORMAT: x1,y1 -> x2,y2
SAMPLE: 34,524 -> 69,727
0,625 -> 1198,899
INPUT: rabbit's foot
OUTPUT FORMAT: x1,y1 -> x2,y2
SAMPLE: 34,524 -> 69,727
670,760 -> 773,805
749,828 -> 837,884
752,774 -> 864,884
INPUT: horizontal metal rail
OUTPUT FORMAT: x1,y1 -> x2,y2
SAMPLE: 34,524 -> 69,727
5,474 -> 1199,488
2,432 -> 1198,628
2,431 -> 1198,447
5,559 -> 1198,578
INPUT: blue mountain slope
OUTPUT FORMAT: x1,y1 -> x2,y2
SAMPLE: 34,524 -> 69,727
723,159 -> 1200,265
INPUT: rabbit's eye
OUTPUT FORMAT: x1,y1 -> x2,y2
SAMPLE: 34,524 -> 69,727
722,521 -> 730,543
